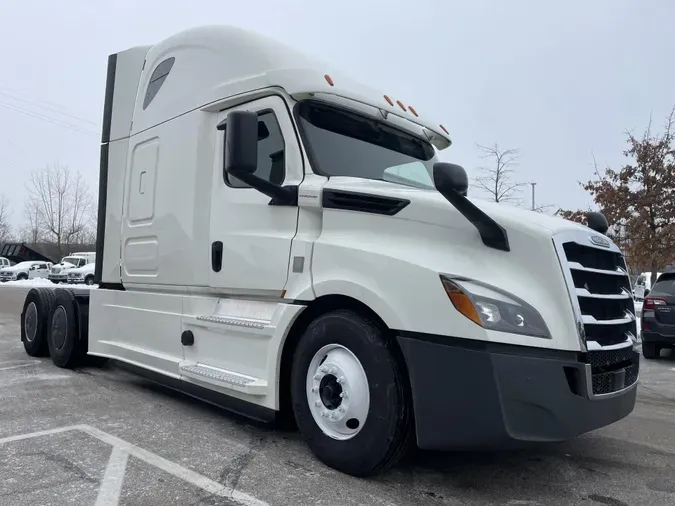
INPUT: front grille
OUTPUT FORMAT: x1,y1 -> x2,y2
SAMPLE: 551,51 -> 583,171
557,236 -> 637,347
585,348 -> 640,395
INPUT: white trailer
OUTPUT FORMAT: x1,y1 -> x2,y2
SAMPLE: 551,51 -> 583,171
19,25 -> 640,476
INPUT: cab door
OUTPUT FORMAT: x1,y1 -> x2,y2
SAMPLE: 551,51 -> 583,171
208,95 -> 303,295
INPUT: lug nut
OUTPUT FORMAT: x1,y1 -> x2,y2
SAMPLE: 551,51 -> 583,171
322,411 -> 329,418
340,391 -> 348,399
313,374 -> 321,380
311,387 -> 318,394
320,366 -> 328,373
330,367 -> 337,374
338,406 -> 346,412
314,401 -> 322,407
337,376 -> 345,384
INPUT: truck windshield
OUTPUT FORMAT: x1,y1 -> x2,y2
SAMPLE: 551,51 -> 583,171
295,100 -> 438,189
62,257 -> 79,265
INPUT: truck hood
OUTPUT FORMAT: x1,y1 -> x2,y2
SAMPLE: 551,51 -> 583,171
1,265 -> 25,273
326,177 -> 601,242
69,265 -> 95,274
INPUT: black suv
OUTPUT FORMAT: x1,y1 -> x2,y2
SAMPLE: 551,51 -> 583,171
641,272 -> 675,359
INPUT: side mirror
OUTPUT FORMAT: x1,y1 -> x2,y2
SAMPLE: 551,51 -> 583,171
221,110 -> 258,176
586,212 -> 609,234
216,110 -> 297,206
644,288 -> 651,297
433,162 -> 468,197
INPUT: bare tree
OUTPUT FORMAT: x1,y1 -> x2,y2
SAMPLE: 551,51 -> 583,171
25,163 -> 94,255
0,194 -> 12,244
474,143 -> 525,204
19,197 -> 45,244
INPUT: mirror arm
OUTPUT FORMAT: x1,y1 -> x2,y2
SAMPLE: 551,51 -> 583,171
227,167 -> 297,206
438,187 -> 510,252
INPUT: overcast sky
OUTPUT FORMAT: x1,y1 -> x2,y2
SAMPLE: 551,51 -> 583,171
1,0 -> 673,228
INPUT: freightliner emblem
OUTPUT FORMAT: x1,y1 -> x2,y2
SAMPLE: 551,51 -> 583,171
589,235 -> 610,248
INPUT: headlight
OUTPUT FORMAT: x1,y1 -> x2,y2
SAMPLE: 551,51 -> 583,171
440,275 -> 551,338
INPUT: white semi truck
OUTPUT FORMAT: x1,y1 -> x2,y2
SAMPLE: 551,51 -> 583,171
19,25 -> 639,476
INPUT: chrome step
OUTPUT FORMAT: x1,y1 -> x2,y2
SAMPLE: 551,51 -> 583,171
179,363 -> 267,395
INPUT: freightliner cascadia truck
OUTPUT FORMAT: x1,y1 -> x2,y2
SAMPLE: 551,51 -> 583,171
19,25 -> 640,476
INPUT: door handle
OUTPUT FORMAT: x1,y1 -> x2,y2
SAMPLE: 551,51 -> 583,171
211,241 -> 223,272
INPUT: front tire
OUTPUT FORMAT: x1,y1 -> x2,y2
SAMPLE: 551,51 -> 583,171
21,288 -> 55,356
47,289 -> 86,369
290,310 -> 412,476
84,275 -> 95,286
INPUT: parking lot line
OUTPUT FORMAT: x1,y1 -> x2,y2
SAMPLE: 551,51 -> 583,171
81,425 -> 268,506
0,425 -> 80,445
0,424 -> 268,506
0,363 -> 38,372
95,447 -> 129,506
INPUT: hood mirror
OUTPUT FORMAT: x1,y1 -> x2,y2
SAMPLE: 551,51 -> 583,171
432,162 -> 510,252
433,162 -> 468,196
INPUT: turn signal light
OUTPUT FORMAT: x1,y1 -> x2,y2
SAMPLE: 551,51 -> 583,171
441,278 -> 482,326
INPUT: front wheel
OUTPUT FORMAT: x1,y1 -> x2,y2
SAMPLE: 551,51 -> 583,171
290,310 -> 413,476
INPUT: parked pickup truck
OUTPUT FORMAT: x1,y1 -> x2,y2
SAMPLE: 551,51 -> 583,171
48,253 -> 96,283
67,263 -> 96,285
0,261 -> 51,282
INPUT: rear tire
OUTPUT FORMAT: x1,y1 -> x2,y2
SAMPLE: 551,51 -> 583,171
21,288 -> 55,357
642,342 -> 659,359
290,309 -> 412,476
47,289 -> 86,369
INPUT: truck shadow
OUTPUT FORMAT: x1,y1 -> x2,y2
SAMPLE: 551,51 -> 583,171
121,369 -> 667,506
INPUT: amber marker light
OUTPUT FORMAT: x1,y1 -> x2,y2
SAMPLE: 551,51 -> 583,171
440,277 -> 483,326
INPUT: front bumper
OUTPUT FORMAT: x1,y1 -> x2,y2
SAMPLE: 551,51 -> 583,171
0,275 -> 16,282
641,331 -> 675,346
67,277 -> 84,284
49,274 -> 68,282
397,334 -> 639,450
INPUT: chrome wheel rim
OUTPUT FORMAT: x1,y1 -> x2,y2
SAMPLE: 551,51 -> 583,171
306,344 -> 370,440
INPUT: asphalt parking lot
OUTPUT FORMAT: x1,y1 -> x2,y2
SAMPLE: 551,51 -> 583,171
1,287 -> 675,505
